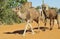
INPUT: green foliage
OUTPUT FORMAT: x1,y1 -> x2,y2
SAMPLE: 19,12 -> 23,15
20,0 -> 27,4
58,8 -> 60,13
0,0 -> 27,25
36,6 -> 41,10
0,9 -> 21,25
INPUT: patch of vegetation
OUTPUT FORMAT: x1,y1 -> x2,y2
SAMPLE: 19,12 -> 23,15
0,0 -> 27,25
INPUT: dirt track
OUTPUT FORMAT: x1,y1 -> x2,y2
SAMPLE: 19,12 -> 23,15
0,20 -> 60,39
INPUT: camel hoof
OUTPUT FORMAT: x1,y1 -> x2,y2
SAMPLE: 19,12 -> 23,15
58,27 -> 60,29
50,28 -> 52,30
23,34 -> 25,36
42,29 -> 46,31
32,32 -> 35,34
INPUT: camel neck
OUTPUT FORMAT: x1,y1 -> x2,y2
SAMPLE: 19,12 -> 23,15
17,11 -> 26,19
42,10 -> 47,17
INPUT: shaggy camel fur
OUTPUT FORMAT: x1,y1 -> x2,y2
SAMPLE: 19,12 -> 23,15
12,7 -> 41,36
42,4 -> 60,30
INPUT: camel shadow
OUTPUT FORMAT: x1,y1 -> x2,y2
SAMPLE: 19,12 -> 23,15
4,26 -> 49,35
33,26 -> 49,31
4,30 -> 32,35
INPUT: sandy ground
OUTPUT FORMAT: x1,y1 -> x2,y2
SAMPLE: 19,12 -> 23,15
0,14 -> 60,39
0,19 -> 60,39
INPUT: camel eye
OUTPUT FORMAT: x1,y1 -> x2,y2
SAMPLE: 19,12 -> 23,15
18,8 -> 20,10
42,7 -> 46,10
16,8 -> 17,10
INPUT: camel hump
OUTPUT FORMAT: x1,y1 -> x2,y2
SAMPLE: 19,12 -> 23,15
26,11 -> 30,20
28,8 -> 40,19
44,8 -> 57,17
49,9 -> 57,16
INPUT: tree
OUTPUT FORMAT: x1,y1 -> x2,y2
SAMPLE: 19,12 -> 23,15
58,8 -> 60,13
0,0 -> 28,25
20,0 -> 27,4
35,6 -> 41,10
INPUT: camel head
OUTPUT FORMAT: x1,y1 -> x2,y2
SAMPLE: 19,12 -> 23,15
12,7 -> 22,16
42,4 -> 49,11
12,7 -> 28,20
12,7 -> 21,13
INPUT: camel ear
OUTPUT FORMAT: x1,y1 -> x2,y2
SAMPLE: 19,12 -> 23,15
12,8 -> 16,12
18,8 -> 20,10
17,7 -> 21,10
12,8 -> 18,13
44,4 -> 49,10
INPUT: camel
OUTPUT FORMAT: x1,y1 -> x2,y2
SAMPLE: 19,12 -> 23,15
42,4 -> 60,30
12,7 -> 41,36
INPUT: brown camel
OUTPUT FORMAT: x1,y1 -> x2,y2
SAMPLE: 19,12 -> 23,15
42,4 -> 60,30
12,7 -> 41,36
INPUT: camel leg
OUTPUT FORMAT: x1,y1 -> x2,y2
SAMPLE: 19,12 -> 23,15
37,22 -> 40,31
56,18 -> 60,29
50,19 -> 53,30
28,23 -> 35,34
56,14 -> 60,29
50,19 -> 52,30
38,17 -> 40,31
53,19 -> 54,26
44,18 -> 47,26
23,20 -> 34,36
23,22 -> 28,36
52,19 -> 54,29
50,19 -> 54,30
44,18 -> 47,31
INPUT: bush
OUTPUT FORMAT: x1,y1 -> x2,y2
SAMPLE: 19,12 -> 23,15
0,8 -> 21,25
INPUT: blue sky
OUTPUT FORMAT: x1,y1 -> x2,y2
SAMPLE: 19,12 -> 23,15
28,0 -> 60,8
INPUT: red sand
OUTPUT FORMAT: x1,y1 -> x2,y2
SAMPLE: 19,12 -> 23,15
0,20 -> 60,39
